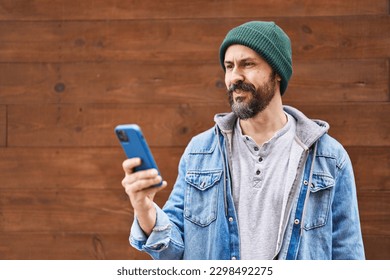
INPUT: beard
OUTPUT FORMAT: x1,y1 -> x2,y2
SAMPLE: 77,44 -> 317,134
227,72 -> 277,120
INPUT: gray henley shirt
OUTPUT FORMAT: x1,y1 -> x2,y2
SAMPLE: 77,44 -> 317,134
230,113 -> 298,259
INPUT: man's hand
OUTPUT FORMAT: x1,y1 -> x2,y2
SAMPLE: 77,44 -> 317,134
122,158 -> 167,235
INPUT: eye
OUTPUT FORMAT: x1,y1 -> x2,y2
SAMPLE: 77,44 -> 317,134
225,63 -> 233,70
244,61 -> 255,67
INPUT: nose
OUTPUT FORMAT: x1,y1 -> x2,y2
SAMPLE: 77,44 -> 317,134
226,66 -> 244,88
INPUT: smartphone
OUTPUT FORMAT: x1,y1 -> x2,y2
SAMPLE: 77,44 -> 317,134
115,124 -> 162,186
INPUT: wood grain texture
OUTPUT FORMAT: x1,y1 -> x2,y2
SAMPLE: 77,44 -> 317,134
6,103 -> 389,147
0,147 -> 178,232
0,17 -> 388,63
0,59 -> 388,105
293,103 -> 390,147
0,0 -> 388,260
0,0 -> 387,20
284,59 -> 389,102
362,235 -> 390,260
0,147 -> 182,191
0,233 -> 147,260
6,104 -> 226,147
358,192 -> 390,236
347,147 -> 390,192
0,187 -> 131,233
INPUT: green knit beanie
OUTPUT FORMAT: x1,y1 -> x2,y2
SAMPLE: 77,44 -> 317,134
219,21 -> 292,95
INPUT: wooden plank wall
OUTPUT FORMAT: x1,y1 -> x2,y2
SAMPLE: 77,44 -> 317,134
0,0 -> 389,260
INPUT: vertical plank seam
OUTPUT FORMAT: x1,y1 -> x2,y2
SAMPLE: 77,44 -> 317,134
388,58 -> 390,102
5,104 -> 8,147
388,0 -> 390,15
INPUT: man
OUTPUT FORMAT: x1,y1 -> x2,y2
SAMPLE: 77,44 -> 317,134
122,21 -> 365,259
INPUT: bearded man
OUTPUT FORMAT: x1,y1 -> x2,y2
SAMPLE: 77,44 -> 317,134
121,21 -> 365,260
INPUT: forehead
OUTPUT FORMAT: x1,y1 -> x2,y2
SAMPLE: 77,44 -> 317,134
224,44 -> 264,62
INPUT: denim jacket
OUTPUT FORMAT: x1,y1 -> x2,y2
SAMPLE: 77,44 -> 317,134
130,106 -> 365,260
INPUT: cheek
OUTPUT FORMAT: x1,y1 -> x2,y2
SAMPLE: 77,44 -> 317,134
248,73 -> 266,88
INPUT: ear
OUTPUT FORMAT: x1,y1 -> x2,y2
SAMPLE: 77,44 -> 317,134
276,74 -> 282,82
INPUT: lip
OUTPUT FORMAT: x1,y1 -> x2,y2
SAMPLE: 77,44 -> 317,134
234,92 -> 249,102
233,88 -> 248,94
233,90 -> 250,98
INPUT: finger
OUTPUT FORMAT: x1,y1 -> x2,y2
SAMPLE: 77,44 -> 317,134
122,158 -> 141,175
142,180 -> 168,197
122,170 -> 162,191
129,175 -> 163,192
121,168 -> 159,191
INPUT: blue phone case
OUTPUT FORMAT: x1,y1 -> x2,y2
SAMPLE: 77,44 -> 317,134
115,124 -> 162,186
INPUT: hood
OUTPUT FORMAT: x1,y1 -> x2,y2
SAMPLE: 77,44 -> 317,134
214,105 -> 329,149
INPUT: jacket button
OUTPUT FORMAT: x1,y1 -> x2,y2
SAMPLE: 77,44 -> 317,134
303,180 -> 308,185
231,256 -> 237,260
228,217 -> 234,222
294,219 -> 300,225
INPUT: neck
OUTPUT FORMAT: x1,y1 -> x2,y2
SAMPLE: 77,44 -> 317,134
239,95 -> 287,146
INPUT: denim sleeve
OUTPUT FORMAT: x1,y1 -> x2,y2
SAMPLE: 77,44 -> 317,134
130,203 -> 185,259
129,148 -> 190,259
332,151 -> 365,259
129,203 -> 171,251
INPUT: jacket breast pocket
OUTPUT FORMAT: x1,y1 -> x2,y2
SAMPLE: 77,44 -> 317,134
303,173 -> 334,231
184,170 -> 222,227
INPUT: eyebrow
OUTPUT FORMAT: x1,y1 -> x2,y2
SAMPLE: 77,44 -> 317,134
224,57 -> 257,65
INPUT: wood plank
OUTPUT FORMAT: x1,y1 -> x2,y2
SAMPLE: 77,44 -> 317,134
0,147 -> 177,233
358,191 -> 390,236
0,187 -> 132,232
0,232 -> 148,260
0,17 -> 388,63
0,0 -> 387,21
0,59 -> 387,105
0,147 -> 182,192
292,103 -> 390,147
0,105 -> 6,146
6,103 -> 228,147
285,16 -> 390,61
362,235 -> 390,260
347,147 -> 390,192
284,59 -> 389,102
0,62 -> 227,104
7,103 -> 389,147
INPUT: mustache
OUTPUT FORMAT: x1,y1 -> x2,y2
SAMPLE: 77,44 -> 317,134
227,81 -> 256,95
